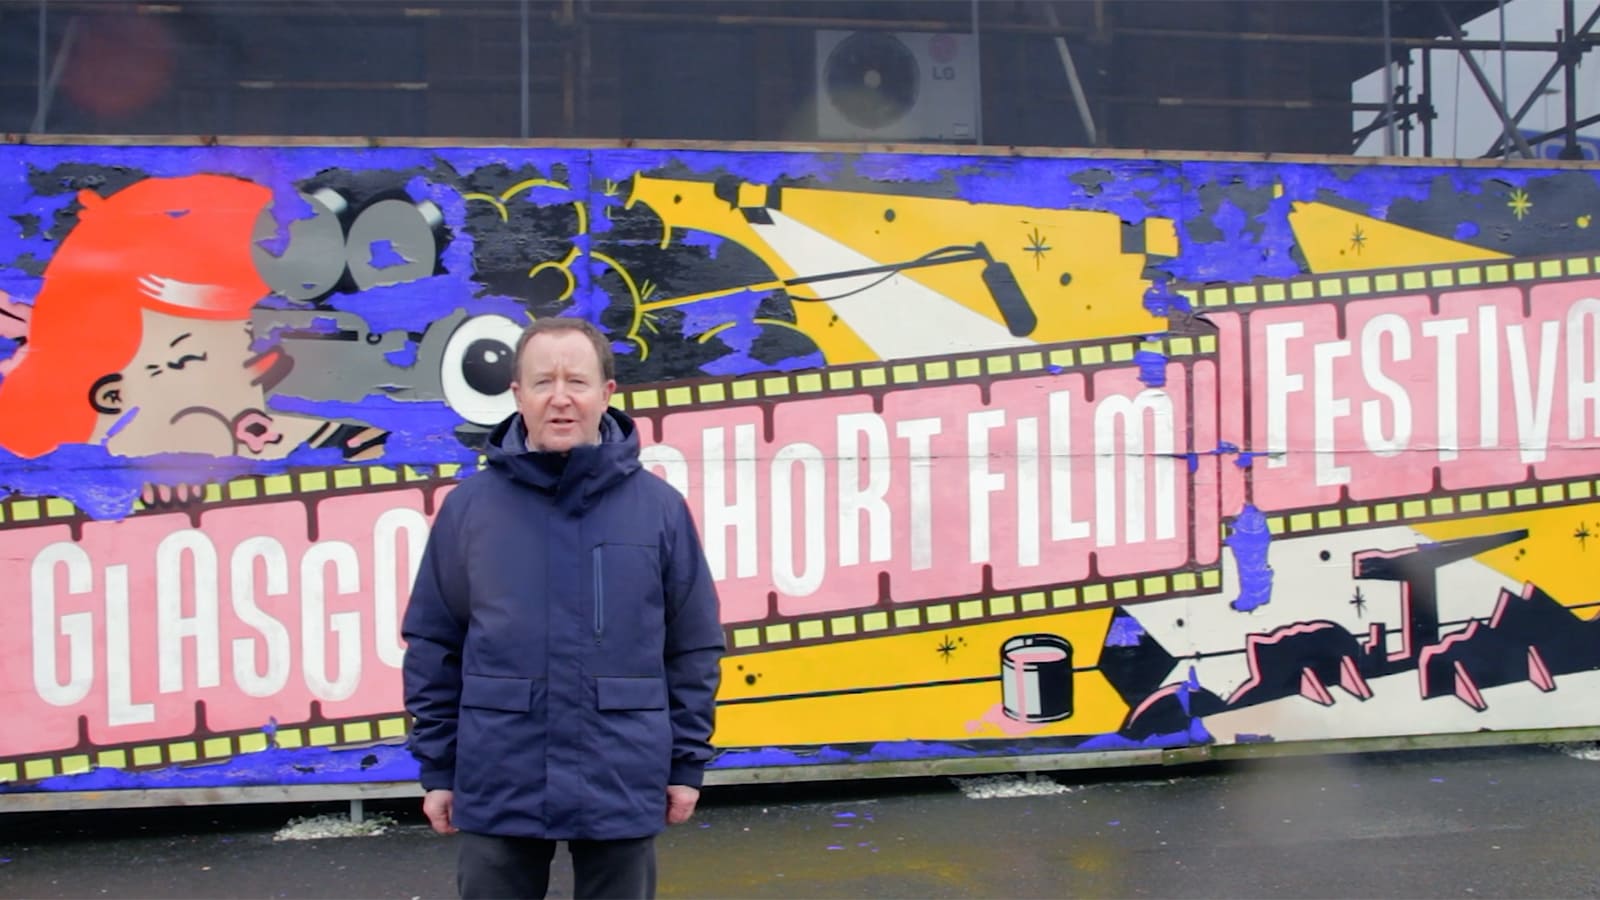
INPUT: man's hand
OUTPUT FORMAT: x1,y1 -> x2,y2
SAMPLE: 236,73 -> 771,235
423,789 -> 458,835
665,784 -> 700,825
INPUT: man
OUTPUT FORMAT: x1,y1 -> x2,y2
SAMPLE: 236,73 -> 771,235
402,317 -> 725,900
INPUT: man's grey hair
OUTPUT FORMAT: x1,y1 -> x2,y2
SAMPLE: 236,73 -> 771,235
512,317 -> 616,383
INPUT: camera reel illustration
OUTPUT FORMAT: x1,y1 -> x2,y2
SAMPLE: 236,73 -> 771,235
409,241 -> 1042,442
242,185 -> 467,435
245,304 -> 514,445
251,187 -> 446,303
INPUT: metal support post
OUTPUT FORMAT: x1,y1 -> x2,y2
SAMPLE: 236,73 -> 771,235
1400,53 -> 1413,155
1421,47 -> 1434,157
560,0 -> 577,137
1383,0 -> 1396,155
33,0 -> 45,132
579,0 -> 592,138
1091,0 -> 1111,146
520,0 -> 531,138
970,0 -> 983,145
1500,0 -> 1509,157
1562,0 -> 1583,159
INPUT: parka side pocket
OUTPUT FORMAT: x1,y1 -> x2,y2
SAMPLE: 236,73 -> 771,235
461,674 -> 534,711
596,675 -> 667,711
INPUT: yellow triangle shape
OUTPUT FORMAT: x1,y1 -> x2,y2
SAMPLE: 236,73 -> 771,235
1290,200 -> 1510,273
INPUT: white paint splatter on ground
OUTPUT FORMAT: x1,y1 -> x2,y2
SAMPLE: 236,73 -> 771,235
953,772 -> 1073,799
272,812 -> 397,841
1554,742 -> 1600,762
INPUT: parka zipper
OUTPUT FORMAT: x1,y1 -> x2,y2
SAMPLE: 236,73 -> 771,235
592,545 -> 604,642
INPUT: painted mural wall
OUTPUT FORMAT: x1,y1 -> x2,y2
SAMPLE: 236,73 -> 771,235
2,142 -> 1599,796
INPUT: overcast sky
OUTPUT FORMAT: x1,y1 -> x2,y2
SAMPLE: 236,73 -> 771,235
1353,0 -> 1600,159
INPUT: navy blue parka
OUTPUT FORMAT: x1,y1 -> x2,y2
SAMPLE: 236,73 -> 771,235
401,408 -> 725,840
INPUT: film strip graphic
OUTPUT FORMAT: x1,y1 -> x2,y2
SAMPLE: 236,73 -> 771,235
611,334 -> 1219,413
1176,245 -> 1600,526
0,328 -> 1220,527
0,463 -> 466,531
1257,475 -> 1600,540
1177,253 -> 1596,310
616,329 -> 1223,655
1,329 -> 1222,783
0,715 -> 409,785
724,565 -> 1225,653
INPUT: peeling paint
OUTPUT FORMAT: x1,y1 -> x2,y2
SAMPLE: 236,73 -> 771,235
1173,441 -> 1275,474
6,742 -> 419,793
383,340 -> 419,368
680,230 -> 726,260
1226,504 -> 1275,613
1134,349 -> 1167,387
367,240 -> 409,270
324,276 -> 527,338
589,150 -> 846,189
1105,614 -> 1148,648
1142,278 -> 1190,318
265,394 -> 478,463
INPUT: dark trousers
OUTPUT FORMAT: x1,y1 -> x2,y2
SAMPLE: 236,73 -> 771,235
457,831 -> 657,900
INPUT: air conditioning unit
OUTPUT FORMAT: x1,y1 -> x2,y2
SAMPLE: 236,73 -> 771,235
815,30 -> 979,142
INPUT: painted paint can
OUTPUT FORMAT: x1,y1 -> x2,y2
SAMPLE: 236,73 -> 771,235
1001,634 -> 1074,723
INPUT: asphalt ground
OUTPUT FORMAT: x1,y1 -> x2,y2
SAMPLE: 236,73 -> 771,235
2,744 -> 1597,899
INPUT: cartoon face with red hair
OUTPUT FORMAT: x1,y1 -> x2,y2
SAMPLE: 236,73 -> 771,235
0,174 -> 333,461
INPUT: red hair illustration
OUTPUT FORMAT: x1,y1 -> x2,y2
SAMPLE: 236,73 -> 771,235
0,174 -> 272,458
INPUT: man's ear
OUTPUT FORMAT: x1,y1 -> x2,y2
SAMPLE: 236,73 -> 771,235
89,373 -> 124,415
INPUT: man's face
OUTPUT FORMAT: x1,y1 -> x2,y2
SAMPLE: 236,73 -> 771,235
510,330 -> 615,453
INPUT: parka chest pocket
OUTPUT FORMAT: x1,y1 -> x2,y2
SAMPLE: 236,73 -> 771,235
590,541 -> 662,643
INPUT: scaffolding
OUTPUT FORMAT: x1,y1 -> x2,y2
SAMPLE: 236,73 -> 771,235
9,0 -> 1597,159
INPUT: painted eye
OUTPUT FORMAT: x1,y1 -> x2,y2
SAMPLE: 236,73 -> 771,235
440,314 -> 523,426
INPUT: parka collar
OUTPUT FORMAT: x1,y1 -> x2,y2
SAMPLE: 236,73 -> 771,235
483,407 -> 642,514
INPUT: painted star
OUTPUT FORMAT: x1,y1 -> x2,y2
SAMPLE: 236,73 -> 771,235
1022,226 -> 1051,270
1508,187 -> 1533,221
1576,523 -> 1592,551
936,635 -> 958,662
1350,586 -> 1367,618
1349,224 -> 1366,255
